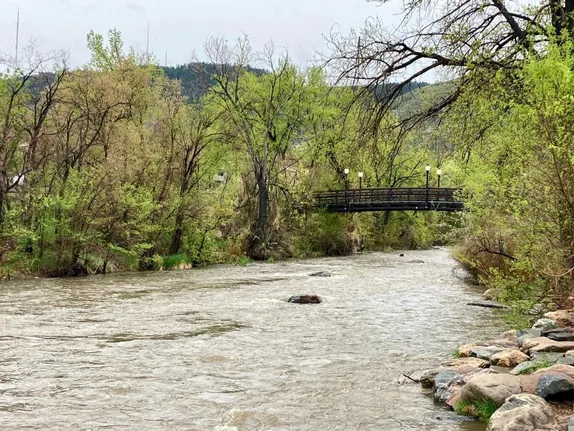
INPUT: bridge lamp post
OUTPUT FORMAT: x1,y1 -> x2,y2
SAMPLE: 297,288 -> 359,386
344,168 -> 350,190
425,165 -> 431,209
437,169 -> 442,188
358,172 -> 364,190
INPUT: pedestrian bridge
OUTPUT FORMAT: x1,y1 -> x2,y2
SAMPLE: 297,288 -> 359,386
313,188 -> 464,213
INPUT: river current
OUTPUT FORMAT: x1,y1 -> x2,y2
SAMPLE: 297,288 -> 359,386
0,249 -> 505,430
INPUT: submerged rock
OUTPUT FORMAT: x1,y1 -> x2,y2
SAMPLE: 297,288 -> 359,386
288,295 -> 322,304
487,394 -> 553,431
309,271 -> 332,277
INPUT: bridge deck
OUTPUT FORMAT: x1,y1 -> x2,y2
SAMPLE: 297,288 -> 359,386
313,187 -> 464,213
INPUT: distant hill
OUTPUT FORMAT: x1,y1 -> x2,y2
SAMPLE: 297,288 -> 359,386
161,63 -> 267,101
393,81 -> 457,120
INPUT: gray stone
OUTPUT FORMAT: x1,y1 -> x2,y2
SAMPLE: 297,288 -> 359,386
558,354 -> 574,366
486,394 -> 553,431
309,271 -> 332,277
467,301 -> 511,310
511,361 -> 541,375
517,329 -> 542,347
288,295 -> 321,304
568,414 -> 574,431
541,327 -> 574,342
532,318 -> 558,331
535,374 -> 574,399
529,352 -> 565,364
433,369 -> 459,403
469,346 -> 507,361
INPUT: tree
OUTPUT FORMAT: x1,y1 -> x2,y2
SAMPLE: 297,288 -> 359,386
205,37 -> 309,259
329,0 -> 573,127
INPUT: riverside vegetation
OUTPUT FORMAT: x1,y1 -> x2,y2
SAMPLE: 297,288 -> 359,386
0,31 -> 451,278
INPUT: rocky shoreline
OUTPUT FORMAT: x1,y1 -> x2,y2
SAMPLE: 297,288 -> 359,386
283,263 -> 574,428
420,309 -> 574,430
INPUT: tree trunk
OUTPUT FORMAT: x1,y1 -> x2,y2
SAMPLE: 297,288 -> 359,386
169,210 -> 185,255
251,172 -> 270,260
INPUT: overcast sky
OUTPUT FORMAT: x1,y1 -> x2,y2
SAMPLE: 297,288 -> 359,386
1,0 -> 403,68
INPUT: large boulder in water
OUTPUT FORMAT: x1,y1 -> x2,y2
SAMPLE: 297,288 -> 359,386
288,295 -> 321,304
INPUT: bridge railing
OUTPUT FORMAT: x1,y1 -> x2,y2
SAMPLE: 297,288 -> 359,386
312,187 -> 463,212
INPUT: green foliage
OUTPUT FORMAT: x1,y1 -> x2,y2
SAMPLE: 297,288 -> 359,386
455,399 -> 498,421
451,348 -> 461,359
162,254 -> 191,270
450,40 -> 574,307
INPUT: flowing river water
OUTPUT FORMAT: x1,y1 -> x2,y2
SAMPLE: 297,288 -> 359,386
0,249 -> 506,430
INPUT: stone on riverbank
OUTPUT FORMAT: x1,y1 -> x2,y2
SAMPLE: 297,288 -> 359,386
511,361 -> 544,375
288,295 -> 322,304
486,394 -> 553,431
461,373 -> 522,406
434,369 -> 461,403
545,310 -> 574,327
542,328 -> 574,342
482,288 -> 501,301
459,337 -> 519,358
533,365 -> 574,399
523,338 -> 574,354
530,352 -> 566,364
420,358 -> 490,389
490,349 -> 530,367
533,318 -> 558,332
517,329 -> 542,347
469,346 -> 508,361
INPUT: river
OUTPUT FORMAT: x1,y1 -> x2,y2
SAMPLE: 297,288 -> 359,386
0,249 -> 505,430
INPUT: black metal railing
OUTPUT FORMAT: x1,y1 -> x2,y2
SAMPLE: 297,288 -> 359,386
313,187 -> 464,213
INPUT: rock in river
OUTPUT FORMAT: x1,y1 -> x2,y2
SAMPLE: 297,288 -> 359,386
288,295 -> 322,304
309,271 -> 332,277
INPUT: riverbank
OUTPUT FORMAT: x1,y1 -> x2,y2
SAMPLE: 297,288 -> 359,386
420,309 -> 574,430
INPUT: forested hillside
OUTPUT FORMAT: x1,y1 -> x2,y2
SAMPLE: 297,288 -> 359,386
161,63 -> 267,100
